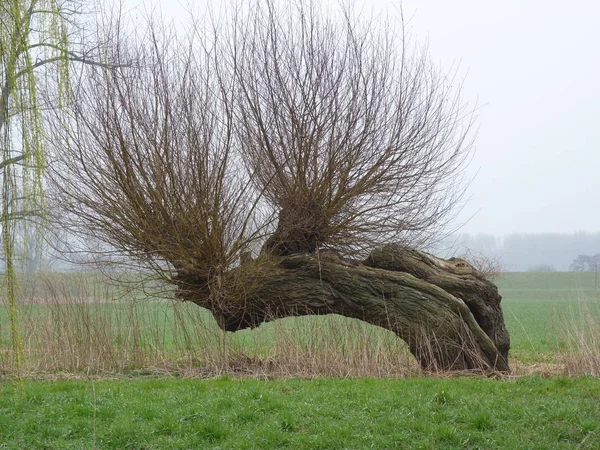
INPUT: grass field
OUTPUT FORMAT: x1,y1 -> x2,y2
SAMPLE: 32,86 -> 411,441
1,271 -> 600,448
1,271 -> 599,374
1,376 -> 599,449
496,273 -> 600,363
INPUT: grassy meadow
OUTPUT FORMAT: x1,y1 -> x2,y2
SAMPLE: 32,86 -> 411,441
497,272 -> 600,367
0,271 -> 599,375
1,271 -> 600,449
2,376 -> 599,449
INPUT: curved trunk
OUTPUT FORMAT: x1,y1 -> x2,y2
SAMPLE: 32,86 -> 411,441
176,245 -> 510,372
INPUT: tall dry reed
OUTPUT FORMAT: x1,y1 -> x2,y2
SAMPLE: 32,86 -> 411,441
0,272 -> 419,378
559,295 -> 600,376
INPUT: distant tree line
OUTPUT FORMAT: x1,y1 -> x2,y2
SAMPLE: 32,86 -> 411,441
570,254 -> 600,272
527,264 -> 557,273
435,232 -> 600,272
7,230 -> 600,274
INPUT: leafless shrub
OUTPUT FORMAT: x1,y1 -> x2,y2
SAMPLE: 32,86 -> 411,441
460,250 -> 505,281
50,0 -> 473,282
50,17 -> 272,309
39,1 -> 490,373
232,1 -> 473,256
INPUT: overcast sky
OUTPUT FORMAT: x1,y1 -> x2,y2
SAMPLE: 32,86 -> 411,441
126,0 -> 600,236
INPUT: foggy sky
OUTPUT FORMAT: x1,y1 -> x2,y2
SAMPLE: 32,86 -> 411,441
127,0 -> 600,235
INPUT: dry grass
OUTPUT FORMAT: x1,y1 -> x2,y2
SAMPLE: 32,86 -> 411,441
2,273 -> 600,379
559,298 -> 600,376
461,250 -> 505,281
508,361 -> 566,378
0,273 -> 419,378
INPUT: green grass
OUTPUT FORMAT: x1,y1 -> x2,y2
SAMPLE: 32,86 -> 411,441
0,272 -> 599,448
1,376 -> 599,449
496,273 -> 600,362
496,271 -> 599,301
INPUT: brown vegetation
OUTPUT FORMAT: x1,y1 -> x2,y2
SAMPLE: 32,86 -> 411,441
1,274 -> 598,378
560,300 -> 600,377
48,1 -> 508,372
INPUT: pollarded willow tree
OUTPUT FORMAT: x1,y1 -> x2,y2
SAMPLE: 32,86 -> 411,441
51,1 -> 510,372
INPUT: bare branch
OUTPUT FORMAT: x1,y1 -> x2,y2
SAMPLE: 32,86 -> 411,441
48,0 -> 509,373
230,1 -> 474,256
0,154 -> 25,170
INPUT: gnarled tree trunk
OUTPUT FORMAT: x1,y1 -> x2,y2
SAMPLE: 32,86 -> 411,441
176,244 -> 510,372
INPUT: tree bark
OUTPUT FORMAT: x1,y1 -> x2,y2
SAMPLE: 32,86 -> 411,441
176,245 -> 510,372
